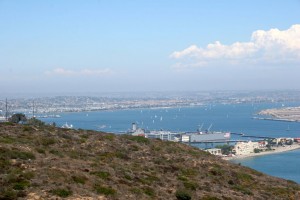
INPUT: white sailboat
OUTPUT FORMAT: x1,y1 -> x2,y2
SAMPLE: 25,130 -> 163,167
62,122 -> 73,129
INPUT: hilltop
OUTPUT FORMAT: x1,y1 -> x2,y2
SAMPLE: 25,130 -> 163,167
0,122 -> 299,200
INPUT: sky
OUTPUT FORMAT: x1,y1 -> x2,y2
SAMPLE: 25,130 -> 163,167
0,0 -> 300,95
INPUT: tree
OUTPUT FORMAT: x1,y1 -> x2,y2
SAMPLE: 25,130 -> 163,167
215,144 -> 233,155
8,113 -> 27,124
254,148 -> 261,153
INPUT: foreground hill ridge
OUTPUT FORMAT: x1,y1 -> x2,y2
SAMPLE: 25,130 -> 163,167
0,123 -> 299,200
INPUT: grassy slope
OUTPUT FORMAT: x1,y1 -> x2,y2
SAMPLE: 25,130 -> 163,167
0,122 -> 299,200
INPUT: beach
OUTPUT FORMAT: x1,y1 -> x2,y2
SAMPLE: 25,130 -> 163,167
223,144 -> 300,160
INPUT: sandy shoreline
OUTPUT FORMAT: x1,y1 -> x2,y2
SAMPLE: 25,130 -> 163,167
223,144 -> 300,160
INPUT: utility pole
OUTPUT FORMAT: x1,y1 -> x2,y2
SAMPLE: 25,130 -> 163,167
32,100 -> 35,118
5,98 -> 8,121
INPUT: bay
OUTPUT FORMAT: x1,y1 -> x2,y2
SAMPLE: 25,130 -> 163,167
40,101 -> 300,183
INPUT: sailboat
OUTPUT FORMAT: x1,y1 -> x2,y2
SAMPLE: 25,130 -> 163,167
62,122 -> 73,129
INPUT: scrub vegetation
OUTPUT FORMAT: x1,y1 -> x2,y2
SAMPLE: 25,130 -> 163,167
0,122 -> 299,199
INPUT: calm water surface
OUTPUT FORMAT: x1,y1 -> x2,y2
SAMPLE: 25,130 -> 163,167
41,102 -> 300,183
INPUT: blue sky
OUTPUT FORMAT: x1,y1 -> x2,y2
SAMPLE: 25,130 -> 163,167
1,0 -> 300,94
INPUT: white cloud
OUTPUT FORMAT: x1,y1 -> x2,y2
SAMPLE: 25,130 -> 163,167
170,24 -> 300,69
45,68 -> 113,76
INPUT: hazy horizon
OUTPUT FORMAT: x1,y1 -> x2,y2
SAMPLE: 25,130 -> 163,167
1,89 -> 300,99
1,1 -> 300,94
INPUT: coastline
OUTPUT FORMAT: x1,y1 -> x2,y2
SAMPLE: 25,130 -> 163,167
223,144 -> 300,160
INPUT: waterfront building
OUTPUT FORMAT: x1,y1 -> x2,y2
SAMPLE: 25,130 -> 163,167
145,131 -> 181,142
181,135 -> 190,143
233,141 -> 259,155
128,123 -> 145,136
271,138 -> 294,146
205,148 -> 222,156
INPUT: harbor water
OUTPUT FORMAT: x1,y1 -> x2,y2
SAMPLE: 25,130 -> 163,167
41,102 -> 300,183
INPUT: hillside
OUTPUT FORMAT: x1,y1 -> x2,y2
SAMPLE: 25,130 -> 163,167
0,122 -> 299,200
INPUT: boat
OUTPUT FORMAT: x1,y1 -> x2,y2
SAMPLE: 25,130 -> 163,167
62,122 -> 73,129
182,124 -> 231,143
127,123 -> 230,143
183,131 -> 231,143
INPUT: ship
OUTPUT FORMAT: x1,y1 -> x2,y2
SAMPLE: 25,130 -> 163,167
182,124 -> 230,143
128,123 -> 230,143
182,131 -> 231,143
127,123 -> 181,141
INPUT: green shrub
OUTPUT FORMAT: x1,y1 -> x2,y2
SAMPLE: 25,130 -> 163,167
130,187 -> 142,194
124,174 -> 132,180
175,189 -> 192,200
0,136 -> 15,144
27,118 -> 45,126
183,181 -> 198,190
3,122 -> 14,126
254,148 -> 261,153
115,151 -> 130,160
233,185 -> 253,195
51,188 -> 72,198
8,150 -> 35,160
35,147 -> 46,154
40,137 -> 56,146
0,157 -> 10,169
187,149 -> 201,157
129,145 -> 139,151
127,136 -> 150,144
79,134 -> 89,139
23,126 -> 33,132
177,175 -> 188,182
91,171 -> 110,180
201,196 -> 221,200
209,168 -> 224,176
181,168 -> 197,177
143,187 -> 155,197
0,189 -> 17,199
13,180 -> 30,190
228,180 -> 234,185
22,171 -> 35,180
60,133 -> 72,140
94,185 -> 116,196
72,175 -> 87,184
236,172 -> 253,183
49,149 -> 64,157
104,134 -> 115,141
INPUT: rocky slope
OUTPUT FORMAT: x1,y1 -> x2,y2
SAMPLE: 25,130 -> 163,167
0,122 -> 299,200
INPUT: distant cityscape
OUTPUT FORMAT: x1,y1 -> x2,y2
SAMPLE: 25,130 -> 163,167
1,91 -> 300,116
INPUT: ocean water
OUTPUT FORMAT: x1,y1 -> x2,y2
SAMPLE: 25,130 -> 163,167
41,102 -> 300,183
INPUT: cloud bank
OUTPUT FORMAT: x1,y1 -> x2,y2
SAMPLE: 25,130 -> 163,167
45,68 -> 113,76
170,24 -> 300,69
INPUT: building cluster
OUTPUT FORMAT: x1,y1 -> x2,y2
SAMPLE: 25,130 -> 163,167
232,141 -> 265,155
206,137 -> 299,156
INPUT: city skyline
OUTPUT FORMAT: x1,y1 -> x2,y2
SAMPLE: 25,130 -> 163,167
1,1 -> 300,94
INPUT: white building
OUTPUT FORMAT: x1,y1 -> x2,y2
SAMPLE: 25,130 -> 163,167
205,148 -> 222,156
181,135 -> 190,142
145,131 -> 180,141
233,141 -> 259,155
